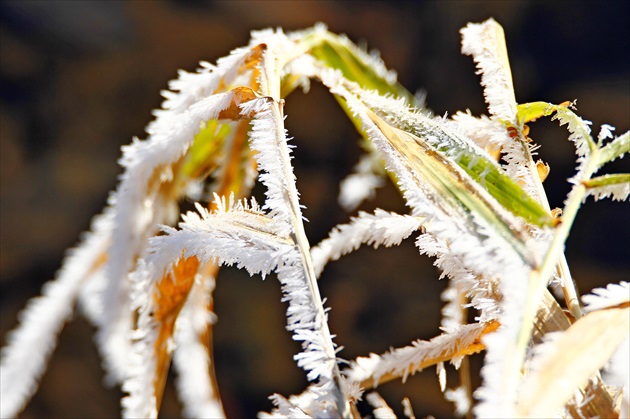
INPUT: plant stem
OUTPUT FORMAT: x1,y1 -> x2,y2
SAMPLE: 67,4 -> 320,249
262,48 -> 351,418
517,136 -> 583,320
508,151 -> 600,411
457,294 -> 474,419
460,356 -> 474,419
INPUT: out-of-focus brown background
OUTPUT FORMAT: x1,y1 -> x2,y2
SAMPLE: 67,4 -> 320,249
1,1 -> 628,417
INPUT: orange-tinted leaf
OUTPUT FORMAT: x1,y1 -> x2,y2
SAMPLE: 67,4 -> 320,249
217,86 -> 260,120
357,321 -> 499,389
152,256 -> 200,411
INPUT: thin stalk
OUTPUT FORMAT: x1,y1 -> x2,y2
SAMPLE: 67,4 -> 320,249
460,356 -> 473,419
274,100 -> 350,418
457,293 -> 474,419
261,49 -> 351,418
516,136 -> 582,319
507,151 -> 601,411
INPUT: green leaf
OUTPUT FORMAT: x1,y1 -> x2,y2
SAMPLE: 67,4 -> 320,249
354,90 -> 555,227
583,173 -> 630,189
517,101 -> 596,155
516,101 -> 563,125
306,37 -> 555,227
366,109 -> 535,263
396,115 -> 555,228
306,32 -> 414,102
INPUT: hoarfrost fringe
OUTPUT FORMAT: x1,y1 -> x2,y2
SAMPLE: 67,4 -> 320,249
311,210 -> 423,277
346,323 -> 489,387
460,18 -> 517,124
245,46 -> 351,414
122,198 -> 291,417
366,392 -> 397,419
582,281 -> 630,312
338,152 -> 386,211
97,89 -> 249,384
586,181 -> 630,202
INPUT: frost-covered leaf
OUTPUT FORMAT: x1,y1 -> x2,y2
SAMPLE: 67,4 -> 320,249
240,97 -> 300,236
599,131 -> 629,165
248,41 -> 352,415
311,209 -> 422,277
583,173 -> 630,201
306,29 -> 412,102
348,87 -> 554,228
367,107 -> 535,265
151,198 -> 292,278
516,101 -> 596,157
346,322 -> 497,388
322,75 -> 539,281
319,75 -> 540,418
121,196 -> 292,417
460,18 -> 517,124
96,85 -> 263,384
122,256 -> 200,418
0,212 -> 112,419
0,37 -> 271,417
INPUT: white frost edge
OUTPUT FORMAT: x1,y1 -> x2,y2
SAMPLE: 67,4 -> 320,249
0,211 -> 112,418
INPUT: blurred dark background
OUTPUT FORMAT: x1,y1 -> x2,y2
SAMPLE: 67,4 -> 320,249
0,1 -> 628,418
